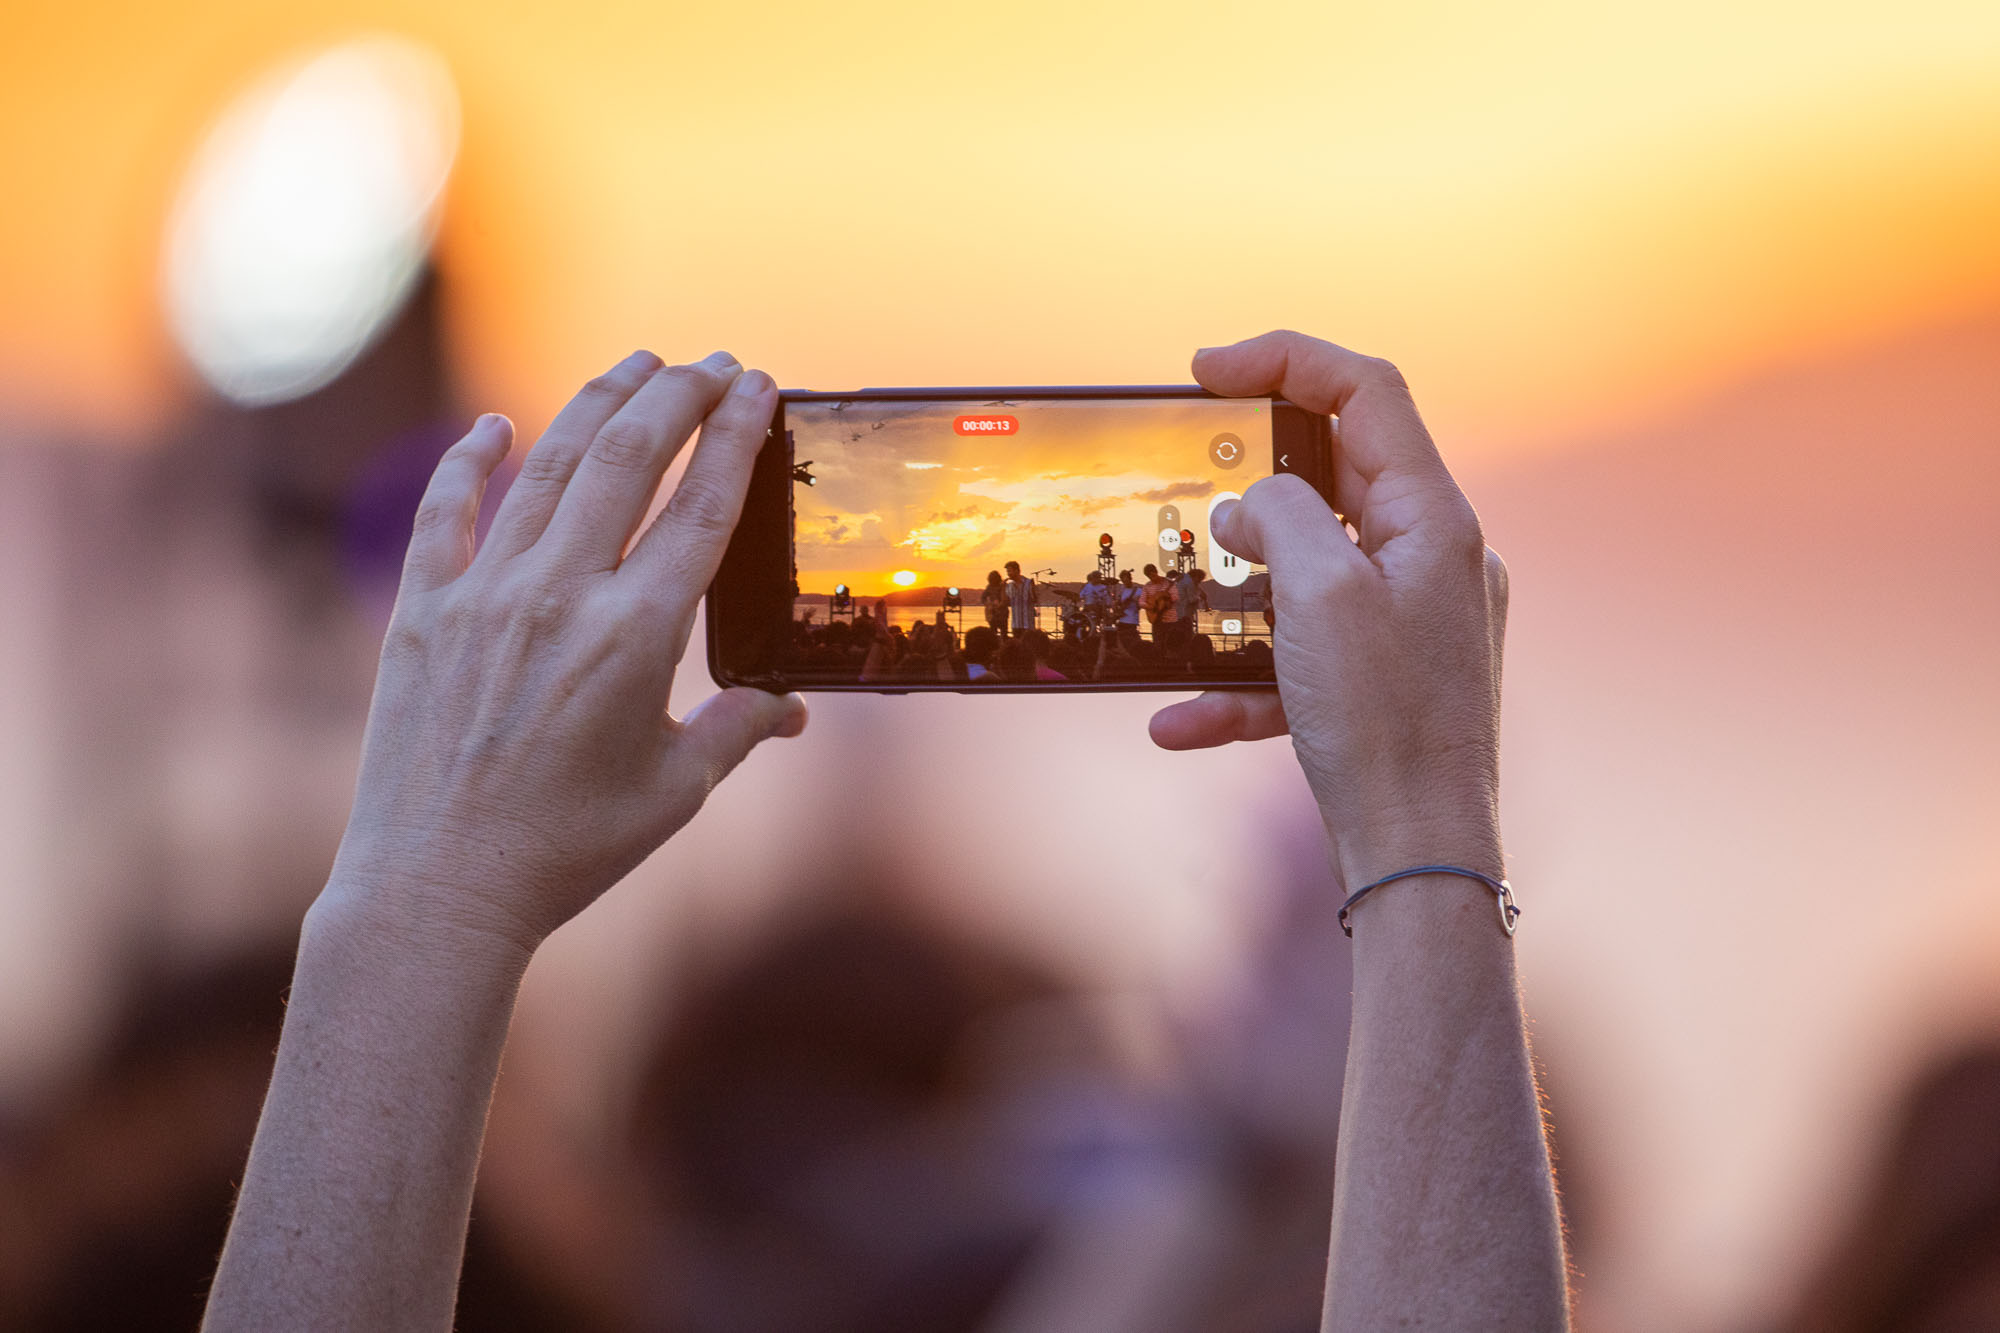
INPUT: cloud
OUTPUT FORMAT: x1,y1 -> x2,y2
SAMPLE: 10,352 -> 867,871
1131,480 -> 1212,504
1046,479 -> 1213,523
786,395 -> 1271,589
1050,493 -> 1121,522
922,501 -> 1016,525
800,509 -> 891,547
808,515 -> 852,543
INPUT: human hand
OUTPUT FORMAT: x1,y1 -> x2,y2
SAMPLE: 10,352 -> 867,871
324,350 -> 806,956
1149,331 -> 1508,889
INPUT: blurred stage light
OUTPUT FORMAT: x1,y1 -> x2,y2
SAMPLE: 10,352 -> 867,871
163,36 -> 460,407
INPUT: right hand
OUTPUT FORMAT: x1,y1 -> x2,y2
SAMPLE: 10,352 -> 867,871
1148,331 -> 1509,890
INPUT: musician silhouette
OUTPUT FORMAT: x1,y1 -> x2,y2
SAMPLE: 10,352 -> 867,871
1003,561 -> 1036,638
981,570 -> 1008,639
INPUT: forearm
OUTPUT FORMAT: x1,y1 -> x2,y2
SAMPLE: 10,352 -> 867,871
199,351 -> 794,1327
1323,875 -> 1569,1331
204,884 -> 530,1333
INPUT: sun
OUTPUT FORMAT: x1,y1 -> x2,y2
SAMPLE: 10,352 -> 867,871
891,570 -> 918,588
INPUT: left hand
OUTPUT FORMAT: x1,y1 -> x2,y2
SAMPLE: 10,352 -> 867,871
324,349 -> 806,955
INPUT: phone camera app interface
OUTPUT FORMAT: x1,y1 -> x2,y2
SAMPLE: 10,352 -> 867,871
779,396 -> 1274,686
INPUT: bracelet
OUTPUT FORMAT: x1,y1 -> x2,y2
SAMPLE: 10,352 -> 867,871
1338,865 -> 1521,938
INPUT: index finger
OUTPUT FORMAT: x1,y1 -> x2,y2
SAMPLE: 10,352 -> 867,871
619,369 -> 778,647
1191,329 -> 1454,500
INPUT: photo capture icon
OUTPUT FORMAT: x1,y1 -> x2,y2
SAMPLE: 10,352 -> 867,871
1206,490 -> 1251,586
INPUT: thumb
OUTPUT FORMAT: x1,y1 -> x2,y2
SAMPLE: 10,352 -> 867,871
677,688 -> 808,791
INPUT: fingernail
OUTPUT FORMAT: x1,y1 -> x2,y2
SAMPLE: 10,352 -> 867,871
767,695 -> 807,738
731,368 -> 772,397
621,349 -> 663,373
701,350 -> 741,371
1194,346 -> 1222,358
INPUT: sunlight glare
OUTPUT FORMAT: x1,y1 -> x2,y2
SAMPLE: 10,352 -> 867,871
162,36 -> 459,406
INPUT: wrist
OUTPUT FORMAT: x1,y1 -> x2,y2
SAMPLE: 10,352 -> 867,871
1326,807 -> 1504,894
309,865 -> 540,994
326,821 -> 560,957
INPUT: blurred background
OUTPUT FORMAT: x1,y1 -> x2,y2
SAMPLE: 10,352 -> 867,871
2,1 -> 1997,1329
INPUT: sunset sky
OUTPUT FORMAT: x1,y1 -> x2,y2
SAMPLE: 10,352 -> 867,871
2,4 -> 1997,1331
3,0 -> 1996,458
789,397 -> 1269,596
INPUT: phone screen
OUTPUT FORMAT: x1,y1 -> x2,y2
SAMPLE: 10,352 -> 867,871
768,393 -> 1280,688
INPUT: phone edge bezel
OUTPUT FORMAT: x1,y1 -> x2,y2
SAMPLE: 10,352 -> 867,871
704,385 -> 1332,695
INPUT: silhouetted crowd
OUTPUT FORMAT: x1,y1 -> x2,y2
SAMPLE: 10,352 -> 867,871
781,610 -> 1274,685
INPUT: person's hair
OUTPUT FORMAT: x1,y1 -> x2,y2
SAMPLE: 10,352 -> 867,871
1775,1044 -> 2000,1333
1097,643 -> 1142,678
986,570 -> 1003,586
1021,629 -> 1052,661
1191,569 -> 1206,581
997,639 -> 1034,682
1189,634 -> 1215,665
627,899 -> 1081,1333
1119,569 -> 1133,582
1086,571 -> 1100,583
1143,564 -> 1158,578
962,625 -> 998,666
1004,561 -> 1020,575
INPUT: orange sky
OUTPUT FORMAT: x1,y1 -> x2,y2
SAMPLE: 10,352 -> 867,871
790,396 -> 1270,595
3,0 -> 1997,461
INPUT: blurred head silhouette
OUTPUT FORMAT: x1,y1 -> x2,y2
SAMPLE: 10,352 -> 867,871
1778,1044 -> 2000,1333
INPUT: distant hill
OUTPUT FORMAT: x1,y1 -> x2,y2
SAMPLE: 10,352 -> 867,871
794,585 -> 1018,607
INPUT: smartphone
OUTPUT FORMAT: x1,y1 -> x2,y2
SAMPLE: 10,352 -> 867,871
706,386 -> 1335,693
